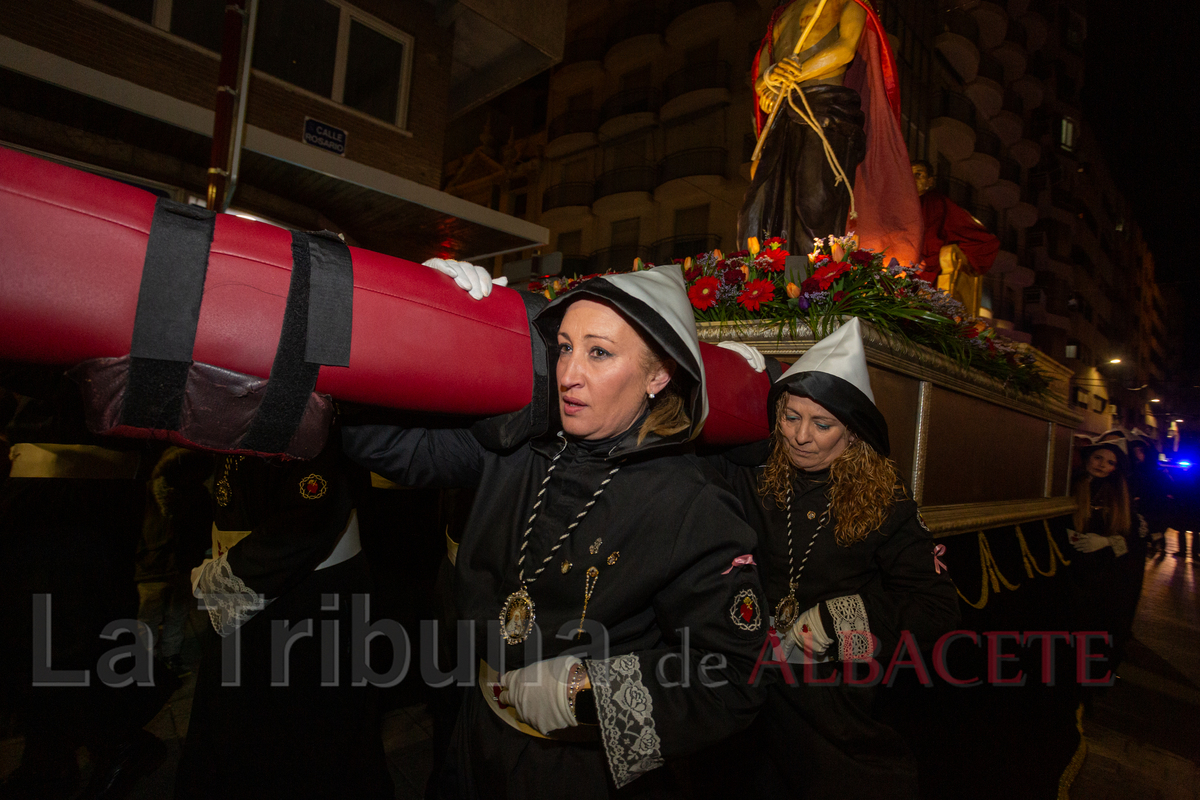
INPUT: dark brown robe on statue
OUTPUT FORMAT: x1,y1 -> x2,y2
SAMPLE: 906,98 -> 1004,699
738,84 -> 867,256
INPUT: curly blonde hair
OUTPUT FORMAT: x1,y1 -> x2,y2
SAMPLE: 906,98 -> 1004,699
758,393 -> 902,545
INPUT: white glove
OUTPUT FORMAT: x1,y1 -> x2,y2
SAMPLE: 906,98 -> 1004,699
782,604 -> 833,660
497,653 -> 580,735
422,258 -> 508,300
716,340 -> 766,372
1070,532 -> 1111,553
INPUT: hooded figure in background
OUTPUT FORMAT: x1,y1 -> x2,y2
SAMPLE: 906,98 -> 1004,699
707,318 -> 960,799
342,264 -> 768,797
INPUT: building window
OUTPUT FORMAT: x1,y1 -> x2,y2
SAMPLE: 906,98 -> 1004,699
167,0 -> 414,128
1065,344 -> 1078,359
1059,117 -> 1077,152
254,0 -> 341,98
343,17 -> 407,123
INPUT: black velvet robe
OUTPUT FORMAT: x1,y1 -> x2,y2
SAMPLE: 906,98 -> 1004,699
710,457 -> 961,799
737,84 -> 867,256
342,423 -> 769,798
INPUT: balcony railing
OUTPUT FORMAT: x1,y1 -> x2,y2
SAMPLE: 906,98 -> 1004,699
938,176 -> 974,207
663,61 -> 732,103
606,10 -> 666,50
943,8 -> 979,40
591,245 -> 651,273
977,52 -> 1005,83
542,182 -> 595,212
563,38 -> 605,66
933,89 -> 976,127
999,157 -> 1021,184
658,147 -> 727,184
652,234 -> 721,263
974,128 -> 1001,158
547,110 -> 600,143
599,88 -> 661,124
595,166 -> 657,199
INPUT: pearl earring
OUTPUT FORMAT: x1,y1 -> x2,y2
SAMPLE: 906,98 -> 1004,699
648,392 -> 656,400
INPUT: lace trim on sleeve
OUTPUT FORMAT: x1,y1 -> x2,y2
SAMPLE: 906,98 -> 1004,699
585,654 -> 663,789
194,553 -> 268,636
826,593 -> 872,660
1108,535 -> 1129,557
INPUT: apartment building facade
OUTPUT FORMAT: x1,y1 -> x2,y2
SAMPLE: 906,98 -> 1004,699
0,0 -> 563,261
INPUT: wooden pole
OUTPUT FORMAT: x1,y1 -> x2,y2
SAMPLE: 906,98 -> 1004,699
206,0 -> 248,212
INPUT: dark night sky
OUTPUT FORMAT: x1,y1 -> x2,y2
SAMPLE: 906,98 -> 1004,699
1083,0 -> 1200,287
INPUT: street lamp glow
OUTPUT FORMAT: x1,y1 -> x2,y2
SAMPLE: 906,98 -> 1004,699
1108,358 -> 1122,364
1176,419 -> 1184,423
1150,398 -> 1161,403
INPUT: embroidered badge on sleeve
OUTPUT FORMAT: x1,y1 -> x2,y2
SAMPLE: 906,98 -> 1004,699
299,474 -> 328,500
729,586 -> 763,633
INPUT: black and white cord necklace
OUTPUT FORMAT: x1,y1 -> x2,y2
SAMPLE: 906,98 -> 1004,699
499,444 -> 623,645
773,486 -> 830,630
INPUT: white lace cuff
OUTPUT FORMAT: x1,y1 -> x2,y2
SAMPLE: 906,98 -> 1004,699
586,654 -> 663,789
193,553 -> 268,636
826,594 -> 872,660
1108,535 -> 1129,558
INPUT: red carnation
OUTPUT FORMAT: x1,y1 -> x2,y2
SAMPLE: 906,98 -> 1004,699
832,290 -> 846,302
684,264 -> 702,281
688,276 -> 720,310
848,249 -> 874,265
722,266 -> 745,285
737,279 -> 775,312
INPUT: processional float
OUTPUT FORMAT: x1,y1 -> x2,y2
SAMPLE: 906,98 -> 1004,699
0,146 -> 770,458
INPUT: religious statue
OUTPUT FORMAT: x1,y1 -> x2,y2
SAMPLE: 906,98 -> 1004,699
739,0 -> 923,265
912,160 -> 1000,315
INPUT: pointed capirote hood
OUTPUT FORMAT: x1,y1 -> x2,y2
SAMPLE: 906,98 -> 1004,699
767,317 -> 890,456
534,265 -> 707,443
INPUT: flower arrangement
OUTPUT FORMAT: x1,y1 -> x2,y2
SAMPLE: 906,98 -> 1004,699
527,233 -> 1049,396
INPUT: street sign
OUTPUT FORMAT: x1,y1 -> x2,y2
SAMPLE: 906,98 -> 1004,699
303,118 -> 346,156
